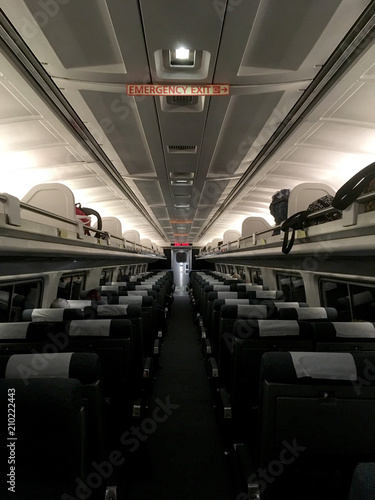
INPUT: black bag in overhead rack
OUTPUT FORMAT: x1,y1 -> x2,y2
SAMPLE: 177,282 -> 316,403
280,195 -> 342,255
280,161 -> 375,255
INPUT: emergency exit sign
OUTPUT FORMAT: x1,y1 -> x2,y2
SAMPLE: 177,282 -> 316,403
126,84 -> 230,96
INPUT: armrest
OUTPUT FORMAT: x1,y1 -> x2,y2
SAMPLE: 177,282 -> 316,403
143,357 -> 153,379
153,339 -> 161,356
234,443 -> 261,500
132,397 -> 142,418
219,387 -> 232,419
201,326 -> 207,339
204,338 -> 212,355
208,357 -> 219,378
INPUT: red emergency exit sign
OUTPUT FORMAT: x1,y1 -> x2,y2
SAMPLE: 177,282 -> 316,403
126,84 -> 230,96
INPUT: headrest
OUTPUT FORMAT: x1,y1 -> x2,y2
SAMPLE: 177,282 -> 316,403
221,304 -> 268,319
279,307 -> 337,321
0,322 -> 30,339
69,319 -> 112,336
225,299 -> 251,306
2,352 -> 101,385
255,290 -> 281,299
67,300 -> 92,308
258,320 -> 300,337
127,290 -> 148,296
100,285 -> 127,292
118,296 -> 143,304
22,308 -> 84,322
290,352 -> 357,380
334,322 -> 375,338
237,304 -> 268,319
273,302 -> 300,310
5,352 -> 73,379
313,322 -> 375,339
212,285 -> 231,292
261,351 -> 359,383
97,304 -> 128,316
217,292 -> 239,300
233,319 -> 307,339
237,284 -> 263,292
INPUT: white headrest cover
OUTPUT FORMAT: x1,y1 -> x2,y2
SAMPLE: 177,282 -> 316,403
118,296 -> 142,304
259,320 -> 299,337
274,302 -> 300,309
212,285 -> 230,291
256,291 -> 277,299
70,319 -> 111,336
32,309 -> 65,322
224,299 -> 250,305
290,352 -> 357,380
238,305 -> 268,319
296,308 -> 328,320
217,292 -> 238,299
97,305 -> 128,317
128,290 -> 147,296
6,352 -> 73,378
67,300 -> 91,308
334,322 -> 375,338
0,322 -> 29,339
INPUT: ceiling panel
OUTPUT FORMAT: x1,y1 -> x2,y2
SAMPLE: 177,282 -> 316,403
1,0 -> 374,247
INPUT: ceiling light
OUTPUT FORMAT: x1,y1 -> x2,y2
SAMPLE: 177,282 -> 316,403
176,47 -> 189,60
169,48 -> 196,67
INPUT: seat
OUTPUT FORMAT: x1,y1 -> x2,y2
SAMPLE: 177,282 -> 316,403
222,319 -> 313,438
246,351 -> 375,499
0,378 -> 86,499
312,321 -> 375,352
348,462 -> 375,500
0,351 -> 105,464
107,295 -> 159,357
278,306 -> 338,321
0,319 -> 137,439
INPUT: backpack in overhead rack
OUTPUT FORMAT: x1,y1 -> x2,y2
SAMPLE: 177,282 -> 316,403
280,161 -> 375,255
75,203 -> 103,238
280,195 -> 342,255
269,189 -> 290,225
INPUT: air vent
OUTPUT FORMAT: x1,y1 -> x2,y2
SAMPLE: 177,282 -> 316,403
168,145 -> 197,153
166,96 -> 199,106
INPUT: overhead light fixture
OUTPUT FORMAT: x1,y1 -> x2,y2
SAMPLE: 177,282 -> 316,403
169,48 -> 196,67
176,47 -> 189,60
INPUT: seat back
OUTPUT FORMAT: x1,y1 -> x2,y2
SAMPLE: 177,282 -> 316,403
227,320 -> 313,427
0,378 -> 85,499
0,352 -> 104,462
257,351 -> 375,496
312,321 -> 375,352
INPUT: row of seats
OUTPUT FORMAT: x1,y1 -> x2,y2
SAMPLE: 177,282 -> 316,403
190,270 -> 375,498
0,270 -> 174,499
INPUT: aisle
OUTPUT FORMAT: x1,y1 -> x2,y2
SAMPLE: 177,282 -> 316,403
125,292 -> 237,500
